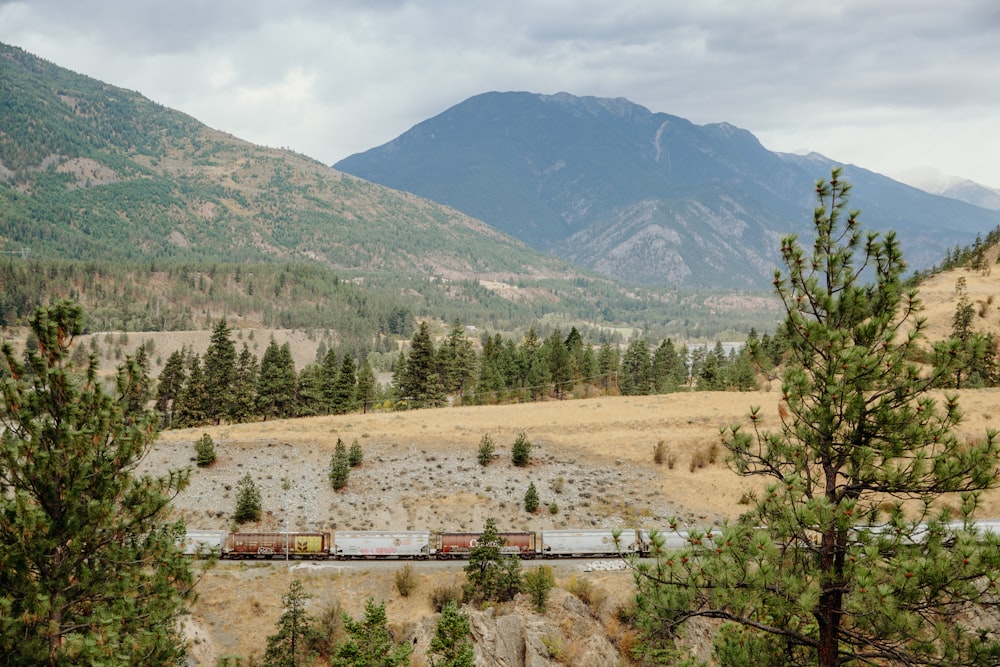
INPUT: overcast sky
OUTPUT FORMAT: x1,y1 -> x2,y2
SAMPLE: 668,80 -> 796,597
2,1 -> 999,189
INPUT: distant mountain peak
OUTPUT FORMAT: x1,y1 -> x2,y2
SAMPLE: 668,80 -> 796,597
335,91 -> 1000,288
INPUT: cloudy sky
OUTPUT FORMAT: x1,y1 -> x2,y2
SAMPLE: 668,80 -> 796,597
2,0 -> 999,189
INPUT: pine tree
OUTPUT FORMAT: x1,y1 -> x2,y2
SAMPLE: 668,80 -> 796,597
355,357 -> 378,413
195,432 -> 217,467
329,438 -> 350,491
233,472 -> 262,524
400,321 -> 443,407
203,318 -> 237,423
0,300 -> 196,664
428,600 -> 475,667
476,433 -> 495,466
231,343 -> 259,423
262,579 -> 321,667
295,363 -> 326,417
175,352 -> 210,427
320,348 -> 339,413
155,347 -> 187,427
632,169 -> 1000,667
524,482 -> 539,513
523,565 -> 555,613
464,518 -> 522,604
511,431 -> 531,467
257,340 -> 297,420
331,354 -> 357,414
333,598 -> 412,667
348,439 -> 363,467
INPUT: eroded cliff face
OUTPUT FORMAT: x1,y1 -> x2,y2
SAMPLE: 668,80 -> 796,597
403,589 -> 624,667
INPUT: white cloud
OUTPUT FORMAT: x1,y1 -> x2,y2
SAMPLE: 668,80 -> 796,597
1,0 -> 998,187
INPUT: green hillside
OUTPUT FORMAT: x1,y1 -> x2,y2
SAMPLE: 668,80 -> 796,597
0,42 -> 784,340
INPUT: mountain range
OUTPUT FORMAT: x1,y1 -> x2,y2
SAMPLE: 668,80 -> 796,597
335,91 -> 1000,288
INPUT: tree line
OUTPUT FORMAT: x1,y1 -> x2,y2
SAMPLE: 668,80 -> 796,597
151,317 -> 785,429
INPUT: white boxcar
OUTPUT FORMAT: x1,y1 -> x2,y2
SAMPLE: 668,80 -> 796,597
333,530 -> 432,559
540,529 -> 646,557
181,529 -> 227,556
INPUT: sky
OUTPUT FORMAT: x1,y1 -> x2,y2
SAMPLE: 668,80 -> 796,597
1,0 -> 999,190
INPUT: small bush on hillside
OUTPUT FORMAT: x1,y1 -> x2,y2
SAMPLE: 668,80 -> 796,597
348,439 -> 363,467
394,564 -> 418,597
195,433 -> 217,467
511,432 -> 531,467
524,482 -> 540,513
477,433 -> 495,466
429,584 -> 464,612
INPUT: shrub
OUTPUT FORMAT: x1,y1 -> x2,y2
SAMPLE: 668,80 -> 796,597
511,432 -> 531,467
195,433 -> 217,467
429,584 -> 464,612
394,564 -> 418,597
524,482 -> 540,513
477,433 -> 495,466
550,476 -> 565,494
564,575 -> 606,615
653,440 -> 668,465
548,501 -> 559,515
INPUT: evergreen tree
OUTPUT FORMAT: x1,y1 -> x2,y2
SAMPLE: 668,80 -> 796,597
232,343 -> 259,423
257,340 -> 297,420
333,598 -> 412,667
464,518 -> 522,604
511,431 -> 531,467
525,353 -> 551,400
124,343 -> 153,415
348,439 -> 363,467
329,438 -> 350,491
523,565 -> 555,613
476,433 -> 495,467
545,328 -> 572,398
597,341 -> 621,393
155,347 -> 187,427
355,357 -> 378,413
262,579 -> 321,667
933,278 -> 997,389
331,354 -> 357,414
320,348 -> 339,413
620,338 -> 652,395
203,318 -> 237,423
523,481 -> 539,513
295,363 -> 326,417
175,353 -> 210,427
233,472 -> 262,524
0,301 -> 195,665
651,338 -> 686,392
400,321 -> 443,407
475,333 -> 506,400
632,169 -> 1000,667
195,432 -> 217,467
438,319 -> 476,399
428,600 -> 475,667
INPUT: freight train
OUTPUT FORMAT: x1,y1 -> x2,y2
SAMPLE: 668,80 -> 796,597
180,528 -> 654,560
181,519 -> 1000,561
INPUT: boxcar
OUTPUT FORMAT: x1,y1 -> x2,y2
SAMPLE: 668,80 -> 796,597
437,531 -> 536,558
181,529 -> 227,557
540,529 -> 646,557
333,531 -> 432,559
224,531 -> 330,559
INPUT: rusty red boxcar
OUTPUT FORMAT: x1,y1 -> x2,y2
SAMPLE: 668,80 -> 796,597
437,531 -> 536,558
223,532 -> 329,559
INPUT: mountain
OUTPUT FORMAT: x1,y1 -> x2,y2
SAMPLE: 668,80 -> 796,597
335,92 -> 1000,288
0,44 -> 579,284
898,168 -> 1000,211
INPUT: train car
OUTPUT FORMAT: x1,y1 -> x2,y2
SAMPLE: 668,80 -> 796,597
333,531 -> 433,559
641,528 -> 702,552
437,531 -> 536,559
224,532 -> 330,559
181,529 -> 228,557
540,529 -> 647,557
